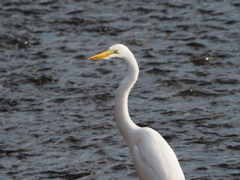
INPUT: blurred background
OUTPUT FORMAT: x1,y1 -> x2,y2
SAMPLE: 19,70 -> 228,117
0,0 -> 240,179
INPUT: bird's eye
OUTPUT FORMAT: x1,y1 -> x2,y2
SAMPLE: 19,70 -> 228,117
112,50 -> 118,54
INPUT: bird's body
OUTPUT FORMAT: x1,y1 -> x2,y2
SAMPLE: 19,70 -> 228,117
88,44 -> 185,180
132,127 -> 185,180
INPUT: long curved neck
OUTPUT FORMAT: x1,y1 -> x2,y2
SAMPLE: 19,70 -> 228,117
114,52 -> 139,147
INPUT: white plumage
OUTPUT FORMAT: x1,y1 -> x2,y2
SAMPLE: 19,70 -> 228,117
88,44 -> 185,180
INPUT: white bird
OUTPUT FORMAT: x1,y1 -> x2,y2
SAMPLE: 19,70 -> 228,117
88,44 -> 185,180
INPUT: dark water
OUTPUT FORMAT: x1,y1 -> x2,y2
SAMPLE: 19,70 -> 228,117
0,0 -> 240,179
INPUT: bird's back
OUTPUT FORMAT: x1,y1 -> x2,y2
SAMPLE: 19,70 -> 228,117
130,127 -> 185,180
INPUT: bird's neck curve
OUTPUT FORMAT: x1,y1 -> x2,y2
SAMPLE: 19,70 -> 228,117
114,52 -> 140,147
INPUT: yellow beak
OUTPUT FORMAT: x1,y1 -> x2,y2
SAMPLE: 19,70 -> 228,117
88,50 -> 112,60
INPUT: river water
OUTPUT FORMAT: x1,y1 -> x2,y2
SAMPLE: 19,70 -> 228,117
0,0 -> 240,180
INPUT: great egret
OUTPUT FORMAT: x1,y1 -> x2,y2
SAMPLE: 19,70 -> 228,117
88,44 -> 185,180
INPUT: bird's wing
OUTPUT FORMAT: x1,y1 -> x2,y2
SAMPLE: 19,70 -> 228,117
131,127 -> 184,180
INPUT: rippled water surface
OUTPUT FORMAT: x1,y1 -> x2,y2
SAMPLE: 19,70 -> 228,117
0,0 -> 240,179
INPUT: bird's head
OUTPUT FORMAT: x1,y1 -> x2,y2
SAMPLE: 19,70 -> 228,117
88,44 -> 130,60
